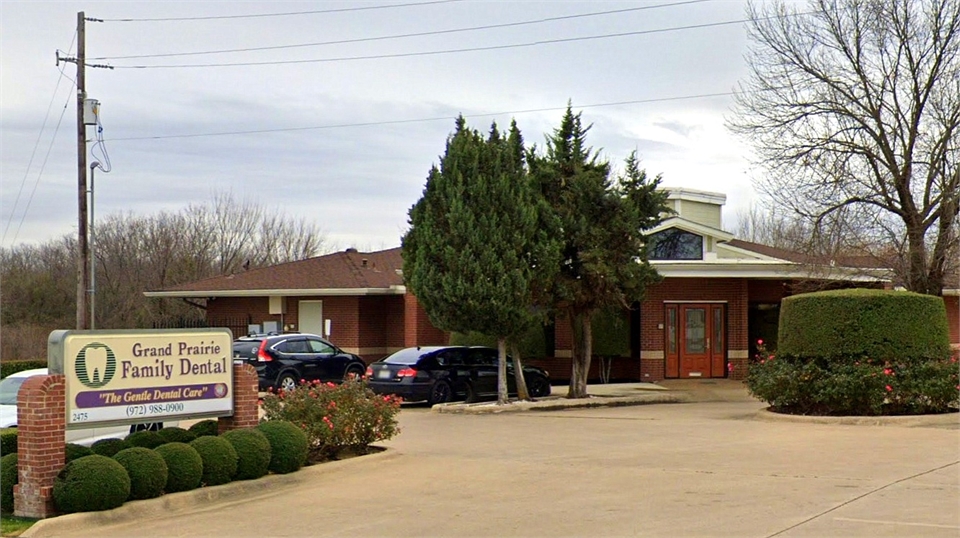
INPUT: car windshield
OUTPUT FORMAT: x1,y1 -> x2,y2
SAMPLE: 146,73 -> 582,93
0,376 -> 27,405
382,348 -> 435,365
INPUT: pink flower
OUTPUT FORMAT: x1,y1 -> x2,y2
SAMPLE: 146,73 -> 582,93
327,401 -> 336,409
757,339 -> 764,346
883,368 -> 893,376
768,355 -> 774,360
727,362 -> 734,372
326,382 -> 336,388
885,385 -> 893,392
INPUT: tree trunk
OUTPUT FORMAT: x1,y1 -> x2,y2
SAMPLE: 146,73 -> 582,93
511,342 -> 530,401
497,337 -> 509,405
566,311 -> 593,399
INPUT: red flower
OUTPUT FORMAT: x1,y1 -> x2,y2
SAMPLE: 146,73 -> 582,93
885,385 -> 893,392
883,368 -> 893,375
727,362 -> 734,372
757,339 -> 764,346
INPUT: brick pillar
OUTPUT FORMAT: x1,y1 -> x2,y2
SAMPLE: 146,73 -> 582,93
14,375 -> 65,519
218,363 -> 259,434
728,357 -> 748,380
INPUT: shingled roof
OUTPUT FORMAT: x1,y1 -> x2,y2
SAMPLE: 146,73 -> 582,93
144,247 -> 404,297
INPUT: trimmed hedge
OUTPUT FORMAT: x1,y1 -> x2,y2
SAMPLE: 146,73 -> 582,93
91,438 -> 132,457
0,453 -> 17,513
189,436 -> 238,486
778,289 -> 952,361
257,421 -> 309,474
126,430 -> 165,449
65,443 -> 93,463
1,428 -> 17,455
113,447 -> 168,500
53,455 -> 131,513
221,428 -> 271,480
188,419 -> 219,438
154,442 -> 203,493
0,360 -> 46,379
157,427 -> 197,444
748,289 -> 959,415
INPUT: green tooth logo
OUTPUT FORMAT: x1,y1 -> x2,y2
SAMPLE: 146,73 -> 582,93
75,342 -> 116,388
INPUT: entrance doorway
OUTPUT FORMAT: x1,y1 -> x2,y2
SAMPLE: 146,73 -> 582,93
665,303 -> 726,378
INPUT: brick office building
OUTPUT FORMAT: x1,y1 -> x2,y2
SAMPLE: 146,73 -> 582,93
146,188 -> 957,383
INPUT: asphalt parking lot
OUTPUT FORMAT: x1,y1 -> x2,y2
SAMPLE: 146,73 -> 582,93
23,396 -> 960,538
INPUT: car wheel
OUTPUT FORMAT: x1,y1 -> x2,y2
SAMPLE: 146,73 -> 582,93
343,364 -> 365,382
528,375 -> 551,398
277,373 -> 298,392
428,380 -> 453,405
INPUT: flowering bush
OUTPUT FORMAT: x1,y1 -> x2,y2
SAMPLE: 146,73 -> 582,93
747,340 -> 960,415
260,378 -> 402,460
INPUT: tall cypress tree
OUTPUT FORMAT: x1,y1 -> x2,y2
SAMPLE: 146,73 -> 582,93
530,106 -> 668,398
403,117 -> 560,404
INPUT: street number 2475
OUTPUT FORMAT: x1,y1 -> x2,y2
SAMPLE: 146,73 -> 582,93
72,411 -> 89,422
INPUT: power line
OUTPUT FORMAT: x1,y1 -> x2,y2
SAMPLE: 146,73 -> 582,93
91,0 -> 712,61
101,0 -> 465,22
3,33 -> 78,245
107,91 -> 736,142
112,17 -> 747,68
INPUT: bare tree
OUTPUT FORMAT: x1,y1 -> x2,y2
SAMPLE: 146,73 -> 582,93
730,0 -> 960,295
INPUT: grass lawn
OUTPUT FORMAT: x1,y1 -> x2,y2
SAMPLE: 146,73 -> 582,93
0,515 -> 36,537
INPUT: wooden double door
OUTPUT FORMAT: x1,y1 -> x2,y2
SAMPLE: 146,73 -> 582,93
665,303 -> 726,378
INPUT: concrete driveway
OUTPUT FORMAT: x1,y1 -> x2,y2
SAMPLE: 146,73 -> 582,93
25,398 -> 960,537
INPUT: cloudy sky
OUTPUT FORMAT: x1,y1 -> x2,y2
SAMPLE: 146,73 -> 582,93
1,0 -> 775,252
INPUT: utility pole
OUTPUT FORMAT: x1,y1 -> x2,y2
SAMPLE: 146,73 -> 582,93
58,12 -> 109,330
76,11 -> 88,330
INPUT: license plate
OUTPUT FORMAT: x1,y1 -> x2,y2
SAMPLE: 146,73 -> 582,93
377,369 -> 391,379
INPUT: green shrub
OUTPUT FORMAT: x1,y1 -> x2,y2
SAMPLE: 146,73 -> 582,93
125,430 -> 165,449
53,455 -> 130,513
592,306 -> 630,357
261,379 -> 400,460
65,443 -> 93,463
188,419 -> 219,437
0,453 -> 17,513
450,324 -> 547,359
1,428 -> 17,455
221,428 -> 271,480
157,427 -> 197,444
0,360 -> 46,379
778,289 -> 952,362
113,447 -> 168,500
153,442 -> 203,493
189,436 -> 237,486
256,420 -> 309,474
90,438 -> 132,457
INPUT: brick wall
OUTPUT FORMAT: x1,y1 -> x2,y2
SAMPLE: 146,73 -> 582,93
403,294 -> 447,347
747,280 -> 792,303
14,375 -> 65,519
218,363 -> 259,434
946,295 -> 959,347
358,296 -> 406,361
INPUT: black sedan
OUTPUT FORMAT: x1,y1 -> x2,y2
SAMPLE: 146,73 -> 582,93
232,333 -> 367,392
365,346 -> 551,404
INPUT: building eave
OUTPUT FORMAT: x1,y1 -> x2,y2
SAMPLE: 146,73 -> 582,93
144,286 -> 407,298
651,260 -> 890,281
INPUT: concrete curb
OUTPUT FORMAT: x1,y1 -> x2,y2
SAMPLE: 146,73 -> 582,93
433,392 -> 691,414
754,407 -> 960,427
20,449 -> 398,538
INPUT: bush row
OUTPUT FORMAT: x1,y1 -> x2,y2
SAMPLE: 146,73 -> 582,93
0,420 -> 308,514
0,360 -> 46,379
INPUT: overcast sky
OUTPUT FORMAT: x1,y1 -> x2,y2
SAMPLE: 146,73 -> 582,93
1,0 -> 777,252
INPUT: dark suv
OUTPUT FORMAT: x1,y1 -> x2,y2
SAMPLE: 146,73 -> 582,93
232,333 -> 367,392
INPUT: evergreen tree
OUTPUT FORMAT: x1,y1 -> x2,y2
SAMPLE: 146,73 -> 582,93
403,117 -> 560,404
530,106 -> 668,398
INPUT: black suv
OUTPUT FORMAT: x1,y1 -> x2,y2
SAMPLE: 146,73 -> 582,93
232,333 -> 367,392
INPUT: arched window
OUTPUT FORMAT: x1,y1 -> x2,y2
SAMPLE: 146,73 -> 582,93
648,229 -> 703,260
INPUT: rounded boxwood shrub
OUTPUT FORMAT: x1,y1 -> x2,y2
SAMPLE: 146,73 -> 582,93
154,442 -> 203,493
126,430 -> 165,449
157,427 -> 196,444
65,443 -> 93,463
257,420 -> 308,474
221,428 -> 271,480
188,419 -> 219,437
113,447 -> 168,500
1,428 -> 17,455
91,438 -> 132,457
1,453 -> 17,513
189,436 -> 237,486
748,289 -> 959,415
778,289 -> 951,361
53,454 -> 130,513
